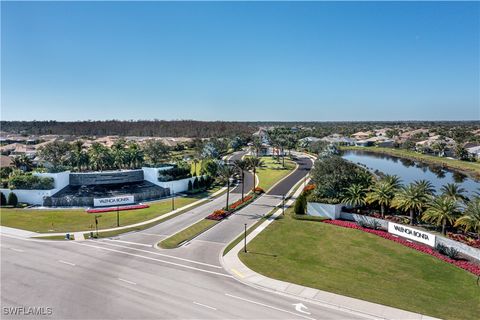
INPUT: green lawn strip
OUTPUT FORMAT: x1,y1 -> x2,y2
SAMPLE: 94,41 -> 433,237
256,157 -> 296,191
1,188 -> 221,233
32,235 -> 73,241
159,219 -> 219,249
341,146 -> 480,178
239,207 -> 479,320
83,196 -> 215,239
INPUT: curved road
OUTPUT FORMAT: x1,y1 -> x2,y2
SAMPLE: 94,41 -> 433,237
1,153 -> 368,320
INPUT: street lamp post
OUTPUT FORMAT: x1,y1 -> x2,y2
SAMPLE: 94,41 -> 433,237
244,223 -> 247,253
171,186 -> 175,211
116,207 -> 120,227
95,215 -> 99,237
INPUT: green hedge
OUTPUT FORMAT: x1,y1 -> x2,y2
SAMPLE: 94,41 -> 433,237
8,174 -> 54,190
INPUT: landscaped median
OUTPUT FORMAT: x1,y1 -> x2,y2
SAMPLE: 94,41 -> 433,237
238,206 -> 480,320
159,191 -> 262,249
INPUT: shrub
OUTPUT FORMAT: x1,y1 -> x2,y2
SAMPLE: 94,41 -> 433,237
8,174 -> 54,190
7,192 -> 18,207
254,187 -> 265,194
0,192 -> 6,206
436,243 -> 460,260
199,176 -> 205,189
188,180 -> 193,191
193,177 -> 199,189
294,194 -> 307,215
158,166 -> 191,182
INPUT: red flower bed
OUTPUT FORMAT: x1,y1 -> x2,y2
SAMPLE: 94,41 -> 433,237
206,209 -> 229,221
254,187 -> 265,194
323,220 -> 480,276
447,232 -> 480,249
86,204 -> 149,213
303,184 -> 316,192
230,195 -> 253,210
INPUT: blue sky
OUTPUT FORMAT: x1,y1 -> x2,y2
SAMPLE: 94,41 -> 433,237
2,1 -> 479,121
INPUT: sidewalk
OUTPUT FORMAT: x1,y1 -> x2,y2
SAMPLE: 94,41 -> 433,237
0,226 -> 40,238
221,181 -> 439,320
29,187 -> 227,238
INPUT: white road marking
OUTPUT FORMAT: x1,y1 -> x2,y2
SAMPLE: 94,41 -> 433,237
74,242 -> 232,278
89,240 -> 222,268
293,303 -> 311,315
225,293 -> 316,320
105,239 -> 152,247
10,248 -> 25,252
58,260 -> 75,266
141,233 -> 168,237
193,301 -> 217,310
118,278 -> 137,285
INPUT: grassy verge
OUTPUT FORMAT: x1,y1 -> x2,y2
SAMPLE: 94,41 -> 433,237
256,156 -> 296,191
32,235 -> 73,241
341,146 -> 480,178
1,188 -> 221,233
239,206 -> 479,320
159,219 -> 219,249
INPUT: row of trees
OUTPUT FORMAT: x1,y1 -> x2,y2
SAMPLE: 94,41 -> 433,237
341,173 -> 479,236
309,155 -> 479,236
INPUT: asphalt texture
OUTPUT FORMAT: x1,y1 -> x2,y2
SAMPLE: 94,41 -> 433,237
0,153 -> 367,320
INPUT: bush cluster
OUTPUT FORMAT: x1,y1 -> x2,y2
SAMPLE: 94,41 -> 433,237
8,174 -> 54,190
158,166 -> 192,182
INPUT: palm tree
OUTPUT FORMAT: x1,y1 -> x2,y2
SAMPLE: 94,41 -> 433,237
383,174 -> 402,190
342,184 -> 367,211
413,179 -> 435,196
422,196 -> 460,235
246,157 -> 264,192
192,158 -> 200,176
440,183 -> 467,202
234,159 -> 249,201
218,164 -> 236,211
392,184 -> 430,225
455,196 -> 480,237
11,155 -> 33,172
126,142 -> 144,169
366,181 -> 395,218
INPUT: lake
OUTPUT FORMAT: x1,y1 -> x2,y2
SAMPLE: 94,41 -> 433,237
343,150 -> 480,196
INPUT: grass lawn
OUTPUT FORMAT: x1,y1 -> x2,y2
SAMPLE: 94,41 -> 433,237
159,219 -> 219,249
0,189 -> 219,233
256,156 -> 296,191
239,207 -> 480,320
341,146 -> 480,178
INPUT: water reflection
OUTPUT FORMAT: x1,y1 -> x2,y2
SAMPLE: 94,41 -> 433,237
343,150 -> 479,196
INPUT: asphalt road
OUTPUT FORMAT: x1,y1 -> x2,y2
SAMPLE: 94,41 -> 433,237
0,153 -> 367,319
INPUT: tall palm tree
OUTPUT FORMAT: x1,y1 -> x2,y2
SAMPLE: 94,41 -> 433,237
422,196 -> 460,235
11,155 -> 33,172
440,183 -> 467,202
413,179 -> 435,196
342,184 -> 367,211
455,196 -> 480,237
366,181 -> 395,218
383,174 -> 402,190
246,157 -> 264,192
126,142 -> 144,169
234,159 -> 249,201
392,184 -> 430,225
218,164 -> 236,211
192,158 -> 200,176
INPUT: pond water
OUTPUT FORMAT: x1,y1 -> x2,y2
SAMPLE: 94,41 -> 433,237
342,150 -> 480,196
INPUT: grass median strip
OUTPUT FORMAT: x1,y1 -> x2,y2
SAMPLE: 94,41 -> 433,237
239,206 -> 479,320
256,157 -> 296,191
159,219 -> 219,249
